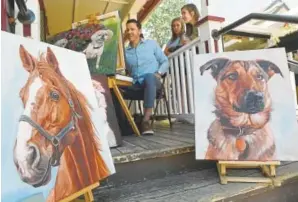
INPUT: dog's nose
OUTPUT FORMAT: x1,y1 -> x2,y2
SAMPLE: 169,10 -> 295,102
242,90 -> 265,114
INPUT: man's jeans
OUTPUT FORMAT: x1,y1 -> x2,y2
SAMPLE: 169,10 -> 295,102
120,73 -> 162,108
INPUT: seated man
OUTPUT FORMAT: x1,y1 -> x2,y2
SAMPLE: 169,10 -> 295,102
123,19 -> 169,135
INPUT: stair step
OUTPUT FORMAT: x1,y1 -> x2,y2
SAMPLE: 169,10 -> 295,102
94,161 -> 298,202
102,152 -> 215,187
100,122 -> 202,187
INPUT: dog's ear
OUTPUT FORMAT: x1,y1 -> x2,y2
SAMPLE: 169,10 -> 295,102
200,58 -> 230,79
256,59 -> 283,79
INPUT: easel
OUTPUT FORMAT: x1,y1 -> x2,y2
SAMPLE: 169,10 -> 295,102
108,76 -> 141,136
60,182 -> 99,202
217,161 -> 281,186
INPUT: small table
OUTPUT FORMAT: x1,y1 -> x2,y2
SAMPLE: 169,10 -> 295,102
108,77 -> 141,136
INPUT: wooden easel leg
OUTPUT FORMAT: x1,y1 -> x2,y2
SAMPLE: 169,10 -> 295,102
261,165 -> 271,177
270,165 -> 276,176
84,190 -> 94,202
217,161 -> 280,185
60,182 -> 99,202
267,164 -> 281,187
111,79 -> 141,136
217,162 -> 228,184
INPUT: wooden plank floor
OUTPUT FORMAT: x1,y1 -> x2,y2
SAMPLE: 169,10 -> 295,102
111,122 -> 195,164
94,161 -> 298,202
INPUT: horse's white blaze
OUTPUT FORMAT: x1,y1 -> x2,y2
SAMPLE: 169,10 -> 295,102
15,77 -> 43,171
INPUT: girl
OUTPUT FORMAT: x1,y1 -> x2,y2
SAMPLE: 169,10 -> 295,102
164,17 -> 186,56
181,3 -> 200,41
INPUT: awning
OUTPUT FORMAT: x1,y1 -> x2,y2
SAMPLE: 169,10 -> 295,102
42,0 -> 160,37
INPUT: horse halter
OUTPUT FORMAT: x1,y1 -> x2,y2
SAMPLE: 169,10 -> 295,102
19,90 -> 81,167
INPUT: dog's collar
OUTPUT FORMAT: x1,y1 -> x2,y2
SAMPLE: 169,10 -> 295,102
220,121 -> 258,137
221,125 -> 253,137
214,110 -> 256,136
93,45 -> 103,49
213,110 -> 259,156
219,125 -> 251,156
219,120 -> 257,157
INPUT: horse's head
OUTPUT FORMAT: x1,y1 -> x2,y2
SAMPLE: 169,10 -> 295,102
14,45 -> 79,187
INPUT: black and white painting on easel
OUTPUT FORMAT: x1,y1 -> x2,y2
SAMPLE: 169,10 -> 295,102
92,74 -> 123,147
194,48 -> 298,161
46,11 -> 121,76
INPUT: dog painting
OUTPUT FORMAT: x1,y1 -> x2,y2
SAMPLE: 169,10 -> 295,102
194,48 -> 298,161
83,29 -> 113,69
47,11 -> 121,76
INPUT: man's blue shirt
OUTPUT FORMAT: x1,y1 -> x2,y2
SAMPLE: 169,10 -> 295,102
125,39 -> 169,83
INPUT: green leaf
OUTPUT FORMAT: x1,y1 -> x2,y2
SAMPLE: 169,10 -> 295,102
142,0 -> 188,47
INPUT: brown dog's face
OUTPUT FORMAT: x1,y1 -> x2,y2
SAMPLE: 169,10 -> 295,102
200,58 -> 283,128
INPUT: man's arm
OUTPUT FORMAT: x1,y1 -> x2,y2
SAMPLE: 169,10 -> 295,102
124,51 -> 132,76
154,41 -> 169,75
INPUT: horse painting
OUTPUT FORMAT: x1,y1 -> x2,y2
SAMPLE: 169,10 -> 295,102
13,45 -> 110,201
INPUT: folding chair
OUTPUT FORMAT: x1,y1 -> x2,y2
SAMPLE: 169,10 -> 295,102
122,73 -> 172,128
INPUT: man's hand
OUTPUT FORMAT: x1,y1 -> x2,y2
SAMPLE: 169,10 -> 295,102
155,72 -> 162,79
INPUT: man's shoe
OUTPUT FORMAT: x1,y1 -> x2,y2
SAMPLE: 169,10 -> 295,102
141,121 -> 154,135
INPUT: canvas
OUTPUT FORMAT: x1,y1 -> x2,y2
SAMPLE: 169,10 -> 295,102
92,74 -> 122,147
194,48 -> 298,161
1,31 -> 115,202
46,11 -> 121,76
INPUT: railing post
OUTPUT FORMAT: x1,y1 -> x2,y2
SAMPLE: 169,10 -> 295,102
287,52 -> 298,114
196,0 -> 225,54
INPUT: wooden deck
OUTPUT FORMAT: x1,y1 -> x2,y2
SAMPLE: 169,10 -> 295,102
94,161 -> 298,202
111,122 -> 195,164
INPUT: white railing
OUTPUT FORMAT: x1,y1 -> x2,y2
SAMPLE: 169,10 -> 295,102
156,38 -> 202,116
128,38 -> 202,116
